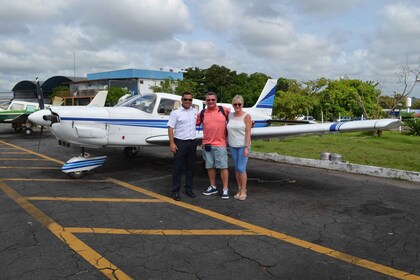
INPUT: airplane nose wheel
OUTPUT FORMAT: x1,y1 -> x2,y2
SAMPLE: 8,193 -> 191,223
23,127 -> 33,136
124,147 -> 140,159
68,170 -> 87,179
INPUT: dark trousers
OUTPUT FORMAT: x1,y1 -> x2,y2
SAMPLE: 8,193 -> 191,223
172,138 -> 197,193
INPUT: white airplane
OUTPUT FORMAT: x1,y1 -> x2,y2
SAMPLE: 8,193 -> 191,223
29,79 -> 402,178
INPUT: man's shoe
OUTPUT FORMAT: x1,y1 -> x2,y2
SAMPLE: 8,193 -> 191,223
221,188 -> 229,199
186,190 -> 195,198
172,192 -> 180,201
203,186 -> 218,196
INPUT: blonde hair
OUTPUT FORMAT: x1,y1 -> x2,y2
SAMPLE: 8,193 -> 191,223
232,95 -> 244,104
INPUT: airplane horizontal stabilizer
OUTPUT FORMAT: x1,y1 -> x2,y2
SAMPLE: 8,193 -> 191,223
249,119 -> 403,139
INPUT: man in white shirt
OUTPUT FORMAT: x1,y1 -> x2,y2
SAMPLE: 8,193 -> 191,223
167,92 -> 198,201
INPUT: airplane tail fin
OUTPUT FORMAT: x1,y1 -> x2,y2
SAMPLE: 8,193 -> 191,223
246,79 -> 277,122
87,90 -> 108,107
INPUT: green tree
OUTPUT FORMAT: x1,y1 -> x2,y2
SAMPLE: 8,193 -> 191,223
273,78 -> 319,119
175,80 -> 198,97
51,85 -> 70,99
149,79 -> 178,94
379,95 -> 397,109
318,79 -> 381,120
106,87 -> 130,106
411,98 -> 420,109
204,64 -> 237,102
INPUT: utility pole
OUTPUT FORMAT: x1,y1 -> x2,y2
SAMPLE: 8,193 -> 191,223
73,51 -> 76,79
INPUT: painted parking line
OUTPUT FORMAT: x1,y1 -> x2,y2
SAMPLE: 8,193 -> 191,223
0,166 -> 60,169
2,178 -> 111,182
0,158 -> 50,161
1,139 -> 419,280
26,197 -> 163,203
109,180 -> 420,280
0,181 -> 132,280
66,228 -> 260,235
0,140 -> 64,164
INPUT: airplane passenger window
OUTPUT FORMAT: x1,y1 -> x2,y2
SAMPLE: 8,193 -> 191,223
157,98 -> 176,115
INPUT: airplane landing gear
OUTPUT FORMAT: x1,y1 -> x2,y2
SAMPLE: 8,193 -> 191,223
62,148 -> 107,179
123,147 -> 141,159
67,170 -> 87,179
23,127 -> 33,136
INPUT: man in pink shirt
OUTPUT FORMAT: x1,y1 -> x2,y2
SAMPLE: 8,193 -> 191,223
196,92 -> 230,199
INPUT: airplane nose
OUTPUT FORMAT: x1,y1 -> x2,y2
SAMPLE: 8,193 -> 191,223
28,109 -> 53,126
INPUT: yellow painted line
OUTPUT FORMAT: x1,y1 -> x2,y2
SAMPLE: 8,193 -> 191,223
2,178 -> 110,182
0,140 -> 64,164
0,180 -> 132,280
66,228 -> 260,235
0,158 -> 50,161
26,197 -> 163,203
108,177 -> 420,280
0,166 -> 59,170
2,140 -> 419,279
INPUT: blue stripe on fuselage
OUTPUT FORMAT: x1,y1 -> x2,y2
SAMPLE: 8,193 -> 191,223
60,117 -> 270,129
329,122 -> 344,131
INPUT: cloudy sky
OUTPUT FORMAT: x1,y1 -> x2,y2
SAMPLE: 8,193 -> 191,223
0,0 -> 419,97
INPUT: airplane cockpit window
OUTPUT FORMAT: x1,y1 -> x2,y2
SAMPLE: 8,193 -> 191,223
117,94 -> 157,113
10,103 -> 24,111
157,98 -> 176,115
0,101 -> 11,110
26,105 -> 37,112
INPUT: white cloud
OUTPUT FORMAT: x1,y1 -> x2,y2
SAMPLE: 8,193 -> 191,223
0,0 -> 419,98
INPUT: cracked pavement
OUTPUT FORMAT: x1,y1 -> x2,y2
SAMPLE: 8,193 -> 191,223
0,127 -> 419,279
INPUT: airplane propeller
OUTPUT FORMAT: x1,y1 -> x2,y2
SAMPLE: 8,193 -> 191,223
36,77 -> 44,110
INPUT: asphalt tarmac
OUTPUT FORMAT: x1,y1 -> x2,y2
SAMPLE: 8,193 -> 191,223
0,127 -> 419,280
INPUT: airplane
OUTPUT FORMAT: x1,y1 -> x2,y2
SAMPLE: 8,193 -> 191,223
28,79 -> 402,179
0,99 -> 50,135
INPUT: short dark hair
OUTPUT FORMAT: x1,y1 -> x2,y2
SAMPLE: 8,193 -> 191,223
182,92 -> 193,98
205,91 -> 217,99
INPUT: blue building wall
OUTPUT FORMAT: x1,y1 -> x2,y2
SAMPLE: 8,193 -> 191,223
87,69 -> 183,80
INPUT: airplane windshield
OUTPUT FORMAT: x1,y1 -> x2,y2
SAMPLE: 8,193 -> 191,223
0,100 -> 11,110
117,94 -> 157,113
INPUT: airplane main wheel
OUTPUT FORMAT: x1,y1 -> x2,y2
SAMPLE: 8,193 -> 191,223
67,171 -> 86,179
23,127 -> 33,136
124,147 -> 138,159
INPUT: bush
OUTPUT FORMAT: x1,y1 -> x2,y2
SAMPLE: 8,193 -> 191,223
404,118 -> 420,136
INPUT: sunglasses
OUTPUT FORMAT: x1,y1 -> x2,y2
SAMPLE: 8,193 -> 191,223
233,103 -> 242,107
206,99 -> 216,102
182,98 -> 193,102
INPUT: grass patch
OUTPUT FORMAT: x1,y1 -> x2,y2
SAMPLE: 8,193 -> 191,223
252,131 -> 420,172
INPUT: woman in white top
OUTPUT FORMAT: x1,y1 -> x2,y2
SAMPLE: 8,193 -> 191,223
227,95 -> 252,201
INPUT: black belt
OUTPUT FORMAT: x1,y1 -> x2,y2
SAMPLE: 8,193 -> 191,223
174,138 -> 196,141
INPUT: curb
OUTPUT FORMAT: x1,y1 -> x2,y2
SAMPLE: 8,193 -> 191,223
250,152 -> 420,183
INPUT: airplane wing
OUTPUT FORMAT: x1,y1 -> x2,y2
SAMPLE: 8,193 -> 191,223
144,119 -> 402,145
6,113 -> 29,124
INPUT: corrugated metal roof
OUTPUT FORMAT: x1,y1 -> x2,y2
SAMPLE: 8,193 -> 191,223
87,68 -> 183,80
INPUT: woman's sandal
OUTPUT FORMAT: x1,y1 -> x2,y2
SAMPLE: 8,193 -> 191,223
234,187 -> 241,199
238,189 -> 247,201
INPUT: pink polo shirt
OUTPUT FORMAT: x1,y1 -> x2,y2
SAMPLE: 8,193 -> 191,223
197,106 -> 229,147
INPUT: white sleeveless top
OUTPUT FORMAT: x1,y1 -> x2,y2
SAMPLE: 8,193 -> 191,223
227,112 -> 247,147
